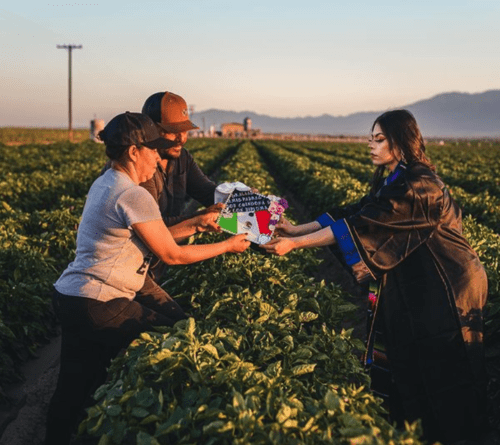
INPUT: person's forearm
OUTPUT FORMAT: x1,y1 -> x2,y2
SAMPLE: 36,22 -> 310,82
134,219 -> 234,265
292,221 -> 323,236
168,219 -> 198,241
165,241 -> 229,265
291,226 -> 336,249
163,214 -> 192,228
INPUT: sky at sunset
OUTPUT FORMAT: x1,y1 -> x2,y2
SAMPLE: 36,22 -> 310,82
1,0 -> 499,127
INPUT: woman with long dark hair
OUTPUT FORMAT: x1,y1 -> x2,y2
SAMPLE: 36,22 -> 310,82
261,110 -> 488,443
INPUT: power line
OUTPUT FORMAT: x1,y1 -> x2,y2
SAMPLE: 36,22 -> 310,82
57,44 -> 82,141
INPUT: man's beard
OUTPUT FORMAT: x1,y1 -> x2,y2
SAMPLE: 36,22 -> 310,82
158,145 -> 182,160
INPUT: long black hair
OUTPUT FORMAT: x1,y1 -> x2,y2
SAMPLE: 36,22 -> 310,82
370,109 -> 435,193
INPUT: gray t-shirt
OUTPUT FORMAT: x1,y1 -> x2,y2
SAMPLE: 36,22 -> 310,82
55,169 -> 162,301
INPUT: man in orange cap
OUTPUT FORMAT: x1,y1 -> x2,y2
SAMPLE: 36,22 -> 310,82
138,91 -> 221,305
141,91 -> 218,227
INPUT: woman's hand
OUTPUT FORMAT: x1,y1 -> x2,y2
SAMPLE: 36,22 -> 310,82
195,203 -> 224,233
226,233 -> 251,253
260,237 -> 296,256
274,217 -> 297,237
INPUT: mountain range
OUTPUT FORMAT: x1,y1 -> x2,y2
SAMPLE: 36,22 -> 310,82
192,90 -> 500,138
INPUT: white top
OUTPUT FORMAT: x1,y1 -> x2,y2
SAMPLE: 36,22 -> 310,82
55,169 -> 162,301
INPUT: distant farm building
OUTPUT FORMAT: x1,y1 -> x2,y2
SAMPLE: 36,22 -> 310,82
221,122 -> 244,136
221,117 -> 261,138
244,117 -> 252,131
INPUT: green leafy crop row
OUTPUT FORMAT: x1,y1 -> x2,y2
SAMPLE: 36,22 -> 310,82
277,140 -> 500,233
0,140 -> 239,403
3,136 -> 498,440
77,142 -> 424,444
0,128 -> 90,145
255,140 -> 500,428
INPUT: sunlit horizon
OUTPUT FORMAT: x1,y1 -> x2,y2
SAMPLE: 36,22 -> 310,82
2,1 -> 500,127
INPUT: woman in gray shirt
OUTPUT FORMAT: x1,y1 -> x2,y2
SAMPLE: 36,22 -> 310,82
44,112 -> 250,445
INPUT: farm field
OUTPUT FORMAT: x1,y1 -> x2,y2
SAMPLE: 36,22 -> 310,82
0,128 -> 90,145
1,136 -> 499,444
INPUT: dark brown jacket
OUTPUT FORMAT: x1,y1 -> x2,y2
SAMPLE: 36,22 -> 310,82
141,149 -> 216,226
317,161 -> 488,443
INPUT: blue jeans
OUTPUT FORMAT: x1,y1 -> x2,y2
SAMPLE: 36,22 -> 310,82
44,285 -> 187,445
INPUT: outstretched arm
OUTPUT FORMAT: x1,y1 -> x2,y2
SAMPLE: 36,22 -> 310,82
133,219 -> 249,265
274,217 -> 322,237
260,226 -> 335,256
167,203 -> 224,242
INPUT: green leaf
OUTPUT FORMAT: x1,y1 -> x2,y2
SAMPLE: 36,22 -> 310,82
202,420 -> 225,434
136,388 -> 155,407
299,311 -> 319,323
260,345 -> 282,361
232,392 -> 245,410
0,320 -> 16,339
88,413 -> 105,435
86,406 -> 102,419
155,407 -> 185,436
97,434 -> 109,445
136,430 -> 161,445
118,390 -> 135,404
265,361 -> 282,377
111,420 -> 127,443
291,363 -> 316,376
182,389 -> 198,408
140,414 -> 160,425
339,427 -> 369,438
186,317 -> 196,338
276,404 -> 293,424
140,332 -> 153,342
324,389 -> 340,412
161,336 -> 180,350
149,349 -> 172,365
293,347 -> 313,361
131,407 -> 150,418
202,344 -> 219,359
106,404 -> 122,416
93,385 -> 109,401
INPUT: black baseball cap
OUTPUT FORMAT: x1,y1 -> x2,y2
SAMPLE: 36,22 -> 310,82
99,112 -> 176,149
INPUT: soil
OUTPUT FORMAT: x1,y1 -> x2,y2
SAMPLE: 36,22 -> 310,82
0,335 -> 60,445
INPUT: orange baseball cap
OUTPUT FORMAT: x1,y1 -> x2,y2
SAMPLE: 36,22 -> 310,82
142,92 -> 199,133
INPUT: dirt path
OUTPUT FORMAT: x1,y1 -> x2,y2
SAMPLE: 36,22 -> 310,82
0,336 -> 60,445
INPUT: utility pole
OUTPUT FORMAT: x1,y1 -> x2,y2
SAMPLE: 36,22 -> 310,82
57,44 -> 82,141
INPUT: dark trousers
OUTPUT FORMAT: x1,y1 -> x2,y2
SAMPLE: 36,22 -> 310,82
44,284 -> 187,445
